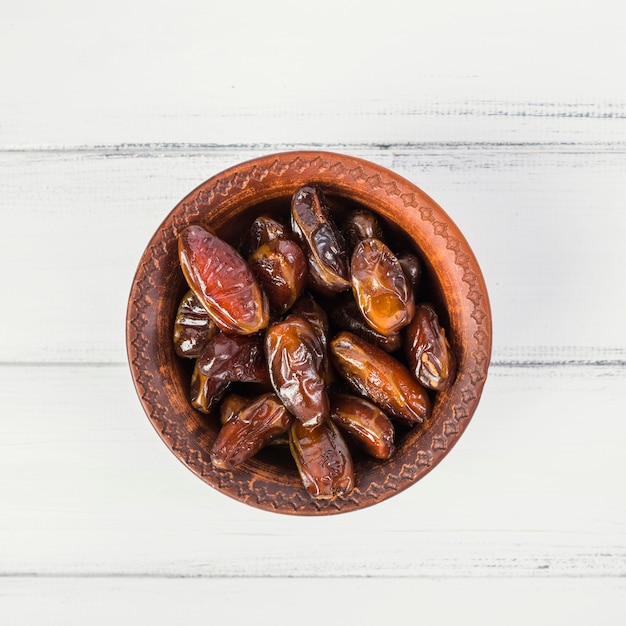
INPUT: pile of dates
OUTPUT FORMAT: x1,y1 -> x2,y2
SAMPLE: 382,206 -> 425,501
173,185 -> 456,500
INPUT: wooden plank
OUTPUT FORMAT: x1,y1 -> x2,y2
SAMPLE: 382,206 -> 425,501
1,144 -> 625,363
2,1 -> 625,146
0,363 -> 624,577
1,577 -> 625,626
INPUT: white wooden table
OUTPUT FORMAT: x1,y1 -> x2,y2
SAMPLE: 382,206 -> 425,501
2,1 -> 625,623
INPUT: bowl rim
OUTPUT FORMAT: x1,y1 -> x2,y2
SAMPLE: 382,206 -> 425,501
126,150 -> 492,515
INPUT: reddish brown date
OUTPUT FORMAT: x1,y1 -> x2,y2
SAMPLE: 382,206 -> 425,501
178,225 -> 269,335
190,360 -> 230,414
405,303 -> 457,391
331,297 -> 402,353
211,393 -> 292,470
249,237 -> 308,314
173,290 -> 217,358
197,332 -> 269,384
289,419 -> 355,499
291,185 -> 351,293
330,394 -> 395,460
265,314 -> 329,428
351,237 -> 415,336
330,331 -> 431,424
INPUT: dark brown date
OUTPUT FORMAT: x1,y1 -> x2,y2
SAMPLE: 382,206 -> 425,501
173,290 -> 217,358
291,293 -> 334,382
178,225 -> 269,335
342,208 -> 384,252
330,331 -> 431,424
249,215 -> 288,250
331,297 -> 402,353
351,237 -> 415,336
190,360 -> 230,414
197,332 -> 269,384
219,393 -> 250,425
211,393 -> 292,470
397,251 -> 422,292
265,314 -> 329,428
291,185 -> 351,293
330,394 -> 395,460
249,238 -> 308,314
289,419 -> 355,499
405,303 -> 457,391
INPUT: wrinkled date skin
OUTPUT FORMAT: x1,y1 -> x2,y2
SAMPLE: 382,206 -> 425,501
397,251 -> 422,292
178,225 -> 269,335
330,394 -> 395,460
197,332 -> 269,384
173,290 -> 217,358
342,208 -> 384,252
405,303 -> 457,391
190,360 -> 230,414
291,293 -> 334,383
330,331 -> 431,424
249,215 -> 288,251
249,238 -> 308,314
331,297 -> 402,353
290,186 -> 351,293
219,393 -> 249,425
265,315 -> 329,428
289,419 -> 355,499
211,393 -> 293,470
351,238 -> 416,336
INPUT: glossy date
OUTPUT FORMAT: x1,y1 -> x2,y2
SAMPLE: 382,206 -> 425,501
291,185 -> 351,293
330,394 -> 395,460
289,418 -> 355,499
330,331 -> 431,424
178,225 -> 269,335
405,303 -> 457,391
351,237 -> 415,336
265,314 -> 329,428
211,393 -> 292,470
173,290 -> 217,358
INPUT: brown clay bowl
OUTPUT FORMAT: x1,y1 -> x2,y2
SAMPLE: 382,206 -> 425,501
126,151 -> 492,515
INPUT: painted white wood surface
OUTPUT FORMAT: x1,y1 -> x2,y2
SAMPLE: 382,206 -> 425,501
1,0 -> 626,622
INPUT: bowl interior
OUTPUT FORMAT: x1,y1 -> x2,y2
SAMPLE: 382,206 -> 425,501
127,151 -> 491,515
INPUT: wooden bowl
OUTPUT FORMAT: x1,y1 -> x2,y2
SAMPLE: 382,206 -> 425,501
126,151 -> 492,515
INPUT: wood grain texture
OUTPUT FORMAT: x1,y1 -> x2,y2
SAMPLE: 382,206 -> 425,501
0,363 -> 623,576
2,0 -> 626,612
1,143 -> 625,364
2,578 -> 625,626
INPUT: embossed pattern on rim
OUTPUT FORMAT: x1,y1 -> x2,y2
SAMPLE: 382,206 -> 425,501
126,151 -> 492,515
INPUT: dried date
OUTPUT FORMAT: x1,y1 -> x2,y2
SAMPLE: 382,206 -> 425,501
291,185 -> 351,293
211,393 -> 292,470
330,331 -> 431,424
351,237 -> 415,336
190,360 -> 230,414
265,314 -> 329,428
331,297 -> 402,353
249,237 -> 308,314
289,419 -> 355,499
405,303 -> 457,391
330,394 -> 395,460
249,215 -> 288,250
197,332 -> 269,384
173,290 -> 217,358
178,225 -> 269,335
342,208 -> 384,252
